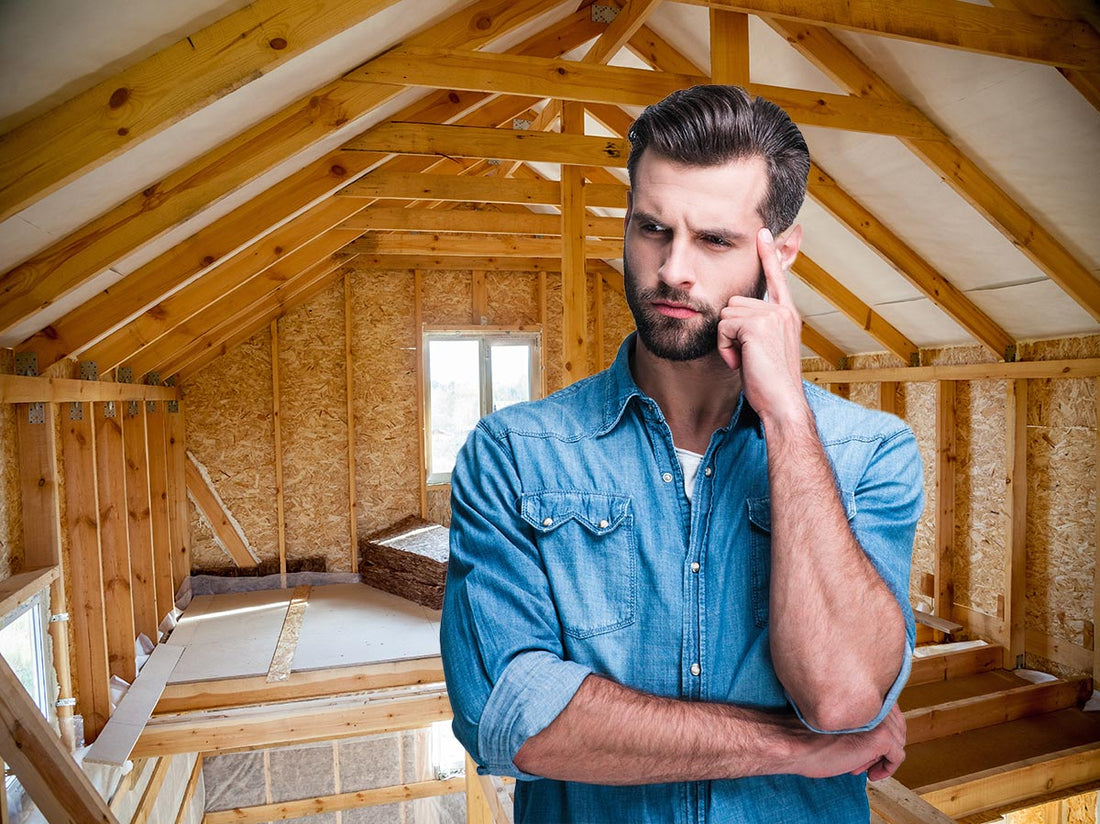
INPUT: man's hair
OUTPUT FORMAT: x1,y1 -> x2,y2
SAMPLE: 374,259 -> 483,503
626,85 -> 810,234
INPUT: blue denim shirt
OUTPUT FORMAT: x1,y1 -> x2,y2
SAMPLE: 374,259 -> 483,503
442,335 -> 922,824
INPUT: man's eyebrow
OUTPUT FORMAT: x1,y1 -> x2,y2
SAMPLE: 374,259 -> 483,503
629,209 -> 665,226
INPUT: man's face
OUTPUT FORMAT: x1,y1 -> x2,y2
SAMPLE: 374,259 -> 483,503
623,152 -> 771,362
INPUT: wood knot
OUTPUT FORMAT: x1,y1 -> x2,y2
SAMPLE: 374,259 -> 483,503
273,246 -> 284,255
109,87 -> 130,109
448,92 -> 461,104
474,14 -> 492,30
117,127 -> 129,137
202,255 -> 216,266
330,164 -> 347,177
269,37 -> 288,50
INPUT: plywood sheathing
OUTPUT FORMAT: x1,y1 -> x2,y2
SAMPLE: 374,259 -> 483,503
486,271 -> 540,327
183,329 -> 278,571
350,267 -> 420,537
544,274 -> 564,394
279,281 -> 351,573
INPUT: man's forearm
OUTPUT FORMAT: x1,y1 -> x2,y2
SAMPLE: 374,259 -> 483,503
762,407 -> 906,731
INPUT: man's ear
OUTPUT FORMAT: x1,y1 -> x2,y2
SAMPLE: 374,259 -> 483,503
775,223 -> 802,269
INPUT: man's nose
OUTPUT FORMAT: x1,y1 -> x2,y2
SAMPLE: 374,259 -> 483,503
657,237 -> 696,291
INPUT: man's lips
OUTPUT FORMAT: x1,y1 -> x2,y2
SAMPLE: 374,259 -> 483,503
651,300 -> 700,319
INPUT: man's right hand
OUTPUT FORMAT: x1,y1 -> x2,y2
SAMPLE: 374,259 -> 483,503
786,703 -> 907,781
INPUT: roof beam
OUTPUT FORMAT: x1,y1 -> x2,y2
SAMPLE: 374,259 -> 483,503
0,0 -> 567,339
341,207 -> 623,237
349,46 -> 942,139
766,18 -> 1100,323
683,0 -> 1100,70
0,0 -> 403,221
791,254 -> 919,364
345,232 -> 622,259
338,171 -> 628,207
800,322 -> 848,368
350,255 -> 564,271
582,0 -> 665,65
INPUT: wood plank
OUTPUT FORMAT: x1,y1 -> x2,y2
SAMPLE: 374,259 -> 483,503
266,586 -> 310,682
144,398 -> 175,623
583,0 -> 663,65
907,644 -> 1002,687
918,743 -> 1100,818
60,397 -> 111,742
802,358 -> 1100,384
344,272 -> 358,571
466,753 -> 492,824
1005,379 -> 1028,669
184,453 -> 258,568
0,374 -> 179,404
477,771 -> 514,824
879,381 -> 899,416
349,47 -> 942,138
86,644 -> 183,767
952,604 -> 1006,645
338,171 -> 628,207
122,402 -> 158,640
935,382 -> 956,623
414,270 -> 429,519
699,0 -> 1100,69
341,206 -> 624,237
905,679 -> 1087,745
800,321 -> 847,368
561,101 -> 589,387
0,654 -> 117,824
347,231 -> 621,259
353,254 -> 565,272
271,319 -> 288,580
0,0 -> 402,220
0,567 -> 59,619
155,656 -> 445,714
867,778 -> 957,824
0,0 -> 564,339
94,401 -> 137,684
1026,627 -> 1093,674
135,687 -> 451,756
792,254 -> 919,363
710,8 -> 750,85
914,609 -> 963,634
164,400 -> 190,590
130,757 -> 172,824
204,776 -> 465,824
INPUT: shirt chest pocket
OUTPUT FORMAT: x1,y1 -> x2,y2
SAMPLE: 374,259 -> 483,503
520,491 -> 637,639
746,491 -> 857,628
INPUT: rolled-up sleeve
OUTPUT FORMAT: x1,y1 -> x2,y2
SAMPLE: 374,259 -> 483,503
441,422 -> 593,778
789,425 -> 923,735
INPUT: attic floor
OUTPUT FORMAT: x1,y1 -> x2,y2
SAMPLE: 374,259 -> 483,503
166,582 -> 442,682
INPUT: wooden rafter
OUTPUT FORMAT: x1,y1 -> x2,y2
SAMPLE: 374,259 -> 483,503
345,232 -> 622,259
800,322 -> 847,368
765,18 -> 1100,323
0,0 -> 403,221
0,0 -> 565,339
802,357 -> 1100,383
349,47 -> 942,139
340,207 -> 623,237
690,0 -> 1100,70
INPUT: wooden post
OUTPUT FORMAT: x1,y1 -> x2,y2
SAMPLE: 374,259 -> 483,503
1004,378 -> 1028,669
165,395 -> 190,591
344,272 -> 359,570
560,101 -> 589,386
414,270 -> 428,519
0,654 -> 117,824
271,320 -> 287,581
594,270 -> 606,372
93,400 -> 136,683
15,396 -> 76,749
59,385 -> 111,742
465,753 -> 492,824
934,380 -> 957,624
122,398 -> 158,642
144,393 -> 174,625
538,272 -> 549,397
879,381 -> 899,416
710,7 -> 750,86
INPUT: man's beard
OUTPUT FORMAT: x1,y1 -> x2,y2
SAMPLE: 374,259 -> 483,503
623,256 -> 767,362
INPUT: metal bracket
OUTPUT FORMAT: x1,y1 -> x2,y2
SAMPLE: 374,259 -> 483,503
486,158 -> 501,166
28,403 -> 45,424
15,351 -> 38,377
69,403 -> 83,421
909,351 -> 922,368
591,4 -> 619,23
104,400 -> 116,419
49,612 -> 69,623
128,400 -> 140,417
79,361 -> 98,381
117,366 -> 133,384
166,376 -> 179,413
1004,344 -> 1018,363
837,356 -> 850,371
56,697 -> 77,708
512,118 -> 531,131
146,372 -> 160,412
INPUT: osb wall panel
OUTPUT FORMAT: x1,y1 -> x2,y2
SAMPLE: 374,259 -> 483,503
901,381 -> 937,610
351,268 -> 421,536
427,486 -> 451,528
486,271 -> 539,327
602,279 -> 635,369
183,329 -> 278,570
279,281 -> 351,572
544,274 -> 564,394
421,270 -> 473,326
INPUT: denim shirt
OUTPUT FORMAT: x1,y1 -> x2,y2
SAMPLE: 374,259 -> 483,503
441,335 -> 922,824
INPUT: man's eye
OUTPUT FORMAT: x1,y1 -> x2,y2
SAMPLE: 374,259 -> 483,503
640,223 -> 668,235
703,234 -> 730,247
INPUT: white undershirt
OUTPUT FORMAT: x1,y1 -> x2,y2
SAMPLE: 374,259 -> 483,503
675,447 -> 705,503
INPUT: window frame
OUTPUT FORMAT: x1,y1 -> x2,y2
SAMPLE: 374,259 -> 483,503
422,326 -> 542,486
0,590 -> 51,791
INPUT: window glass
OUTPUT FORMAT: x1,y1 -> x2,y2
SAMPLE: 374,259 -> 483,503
428,339 -> 481,477
0,598 -> 47,715
490,344 -> 531,412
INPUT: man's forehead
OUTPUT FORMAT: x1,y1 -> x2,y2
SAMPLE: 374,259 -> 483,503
629,152 -> 769,220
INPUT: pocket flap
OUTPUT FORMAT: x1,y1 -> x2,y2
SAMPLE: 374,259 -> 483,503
520,491 -> 630,535
746,490 -> 856,531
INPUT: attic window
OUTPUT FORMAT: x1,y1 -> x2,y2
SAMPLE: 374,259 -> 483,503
424,329 -> 541,485
1,593 -> 50,789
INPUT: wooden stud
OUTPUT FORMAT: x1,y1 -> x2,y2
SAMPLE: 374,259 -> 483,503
271,319 -> 287,581
561,101 -> 589,387
803,358 -> 1100,384
595,269 -> 606,372
0,375 -> 178,404
130,757 -> 172,824
1005,379 -> 1028,669
710,8 -> 750,86
539,272 -> 549,397
144,398 -> 174,624
0,654 -> 117,824
122,401 -> 158,641
934,381 -> 956,623
93,401 -> 137,684
59,395 -> 111,742
184,453 -> 258,568
1095,378 -> 1100,685
472,270 -> 489,324
879,381 -> 899,416
344,272 -> 358,571
165,400 -> 190,591
339,172 -> 627,208
414,270 -> 429,519
466,753 -> 493,824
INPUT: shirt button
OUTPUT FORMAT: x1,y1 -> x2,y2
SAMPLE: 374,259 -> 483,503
542,517 -> 553,527
598,519 -> 609,528
704,466 -> 713,477
661,472 -> 673,483
690,663 -> 701,676
690,562 -> 700,573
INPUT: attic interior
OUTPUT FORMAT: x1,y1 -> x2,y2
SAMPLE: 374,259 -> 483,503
0,0 -> 1098,821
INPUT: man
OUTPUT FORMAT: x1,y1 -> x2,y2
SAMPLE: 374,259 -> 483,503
441,85 -> 923,823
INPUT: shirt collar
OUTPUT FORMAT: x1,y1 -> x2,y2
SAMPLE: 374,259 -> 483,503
598,333 -> 764,439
